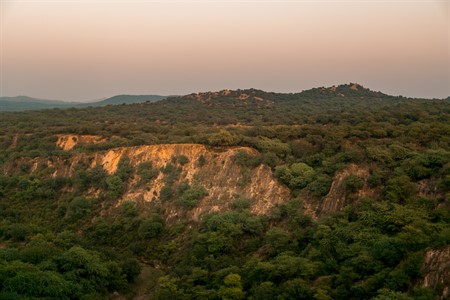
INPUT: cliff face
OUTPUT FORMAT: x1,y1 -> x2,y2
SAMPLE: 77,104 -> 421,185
318,164 -> 376,216
419,246 -> 450,299
6,143 -> 290,222
56,134 -> 106,151
85,144 -> 290,220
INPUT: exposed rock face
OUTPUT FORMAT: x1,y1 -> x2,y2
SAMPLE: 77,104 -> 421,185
320,164 -> 375,215
56,134 -> 106,151
8,134 -> 19,149
94,144 -> 289,220
419,246 -> 450,299
47,144 -> 291,221
350,83 -> 359,91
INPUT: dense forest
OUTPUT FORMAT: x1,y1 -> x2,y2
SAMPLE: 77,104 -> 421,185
0,83 -> 449,299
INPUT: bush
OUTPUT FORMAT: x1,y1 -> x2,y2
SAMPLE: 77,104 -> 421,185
343,175 -> 364,193
120,258 -> 142,283
177,186 -> 208,208
308,174 -> 333,197
106,176 -> 125,199
66,197 -> 92,222
275,163 -> 315,190
160,185 -> 173,201
385,176 -> 416,203
177,155 -> 190,165
138,217 -> 164,239
197,155 -> 206,167
137,162 -> 159,183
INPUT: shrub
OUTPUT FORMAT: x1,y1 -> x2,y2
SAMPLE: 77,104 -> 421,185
137,162 -> 159,183
177,186 -> 208,208
343,175 -> 364,193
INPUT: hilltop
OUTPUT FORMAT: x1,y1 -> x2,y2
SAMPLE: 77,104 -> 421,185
167,83 -> 394,106
2,83 -> 441,112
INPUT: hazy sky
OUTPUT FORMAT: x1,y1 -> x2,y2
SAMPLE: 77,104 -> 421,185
1,0 -> 449,101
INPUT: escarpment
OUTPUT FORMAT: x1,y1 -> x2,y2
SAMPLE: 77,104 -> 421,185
90,144 -> 290,220
4,143 -> 291,221
56,134 -> 107,151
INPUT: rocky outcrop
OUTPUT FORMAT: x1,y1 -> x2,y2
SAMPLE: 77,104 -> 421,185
320,164 -> 375,215
93,144 -> 289,220
47,144 -> 291,221
419,246 -> 450,299
56,134 -> 106,151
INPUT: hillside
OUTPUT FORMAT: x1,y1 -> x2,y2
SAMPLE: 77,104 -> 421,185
0,84 -> 449,299
0,94 -> 167,111
0,96 -> 81,111
77,95 -> 167,107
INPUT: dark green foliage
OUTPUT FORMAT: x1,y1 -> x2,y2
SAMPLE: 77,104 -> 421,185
233,150 -> 262,168
159,184 -> 173,201
197,154 -> 206,167
343,175 -> 364,193
137,161 -> 159,183
308,174 -> 333,197
231,197 -> 252,210
208,130 -> 240,146
116,156 -> 132,182
66,197 -> 92,222
106,175 -> 125,199
73,166 -> 107,195
385,175 -> 416,203
120,258 -> 142,283
161,163 -> 181,184
275,162 -> 315,190
177,186 -> 208,208
177,155 -> 190,165
138,216 -> 164,239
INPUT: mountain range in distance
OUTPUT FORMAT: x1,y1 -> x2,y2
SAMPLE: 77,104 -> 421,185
1,83 -> 448,112
0,95 -> 168,112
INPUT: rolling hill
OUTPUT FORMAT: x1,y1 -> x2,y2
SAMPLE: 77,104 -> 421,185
0,96 -> 81,111
77,94 -> 167,107
0,94 -> 167,111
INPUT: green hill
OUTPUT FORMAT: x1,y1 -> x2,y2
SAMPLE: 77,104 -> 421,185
0,95 -> 167,111
78,94 -> 167,107
0,96 -> 81,111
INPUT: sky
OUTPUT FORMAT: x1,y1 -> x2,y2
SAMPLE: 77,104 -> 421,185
0,0 -> 449,101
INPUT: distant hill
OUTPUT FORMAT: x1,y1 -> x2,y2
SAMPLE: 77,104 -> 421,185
0,96 -> 81,112
78,95 -> 167,107
0,95 -> 167,111
165,83 -> 395,109
298,83 -> 390,99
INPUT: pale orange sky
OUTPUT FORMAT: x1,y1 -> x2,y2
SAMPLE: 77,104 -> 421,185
1,0 -> 449,100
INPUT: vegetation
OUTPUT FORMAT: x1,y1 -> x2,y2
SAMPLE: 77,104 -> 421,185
0,84 -> 449,299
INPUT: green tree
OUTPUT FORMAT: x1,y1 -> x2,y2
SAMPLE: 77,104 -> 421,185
106,176 -> 125,199
385,175 -> 415,203
343,175 -> 364,193
275,162 -> 315,190
208,130 -> 240,146
219,273 -> 245,300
